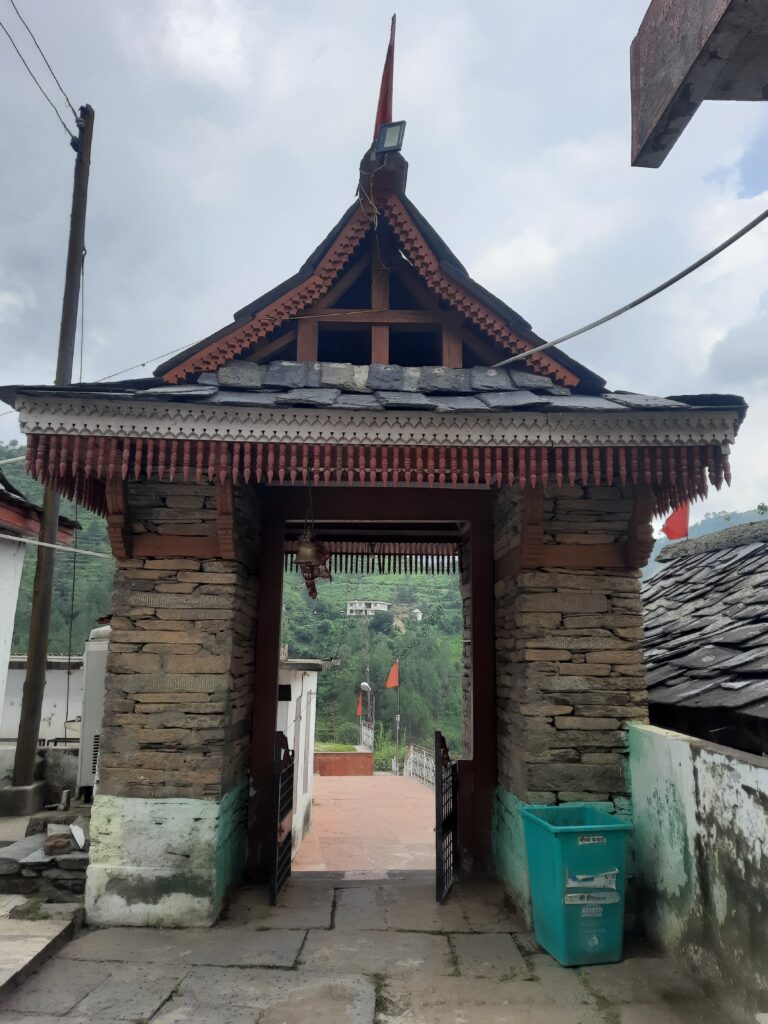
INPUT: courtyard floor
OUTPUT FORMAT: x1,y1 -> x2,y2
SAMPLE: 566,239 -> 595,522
0,872 -> 746,1024
293,774 -> 434,873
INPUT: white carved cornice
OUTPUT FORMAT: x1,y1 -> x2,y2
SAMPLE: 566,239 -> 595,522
15,394 -> 742,450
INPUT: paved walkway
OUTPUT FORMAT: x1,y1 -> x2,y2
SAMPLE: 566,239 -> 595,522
293,775 -> 434,872
0,873 -> 747,1023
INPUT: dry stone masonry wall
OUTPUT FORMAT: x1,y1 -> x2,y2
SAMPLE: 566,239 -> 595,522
86,480 -> 261,926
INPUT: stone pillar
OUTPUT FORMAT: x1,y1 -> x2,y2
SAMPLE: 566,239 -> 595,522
86,480 -> 260,927
492,484 -> 648,918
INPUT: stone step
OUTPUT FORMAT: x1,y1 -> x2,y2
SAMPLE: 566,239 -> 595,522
0,835 -> 45,875
0,902 -> 80,998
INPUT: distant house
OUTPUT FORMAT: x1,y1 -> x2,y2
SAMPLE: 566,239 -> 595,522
643,520 -> 768,755
411,608 -> 423,622
345,599 -> 391,618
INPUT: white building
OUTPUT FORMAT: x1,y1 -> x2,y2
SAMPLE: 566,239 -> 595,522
411,608 -> 424,622
345,599 -> 391,617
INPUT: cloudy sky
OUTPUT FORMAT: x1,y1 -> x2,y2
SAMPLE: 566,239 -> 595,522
1,1 -> 767,521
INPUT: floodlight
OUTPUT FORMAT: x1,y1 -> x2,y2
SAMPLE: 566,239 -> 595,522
375,120 -> 406,155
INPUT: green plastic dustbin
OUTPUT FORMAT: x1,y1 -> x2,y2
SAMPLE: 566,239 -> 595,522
521,803 -> 633,967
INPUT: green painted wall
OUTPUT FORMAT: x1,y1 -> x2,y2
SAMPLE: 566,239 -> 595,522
213,780 -> 249,913
492,786 -> 532,924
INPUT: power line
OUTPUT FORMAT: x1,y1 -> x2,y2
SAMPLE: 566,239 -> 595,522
494,206 -> 768,368
0,16 -> 75,141
8,0 -> 78,121
0,532 -> 112,559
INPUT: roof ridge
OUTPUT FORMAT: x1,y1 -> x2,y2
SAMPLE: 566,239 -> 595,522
657,519 -> 768,562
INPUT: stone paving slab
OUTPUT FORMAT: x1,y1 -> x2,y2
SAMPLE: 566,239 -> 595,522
380,975 -> 603,1024
300,928 -> 455,976
176,966 -> 375,1021
0,957 -> 112,1015
59,924 -> 304,967
71,964 -> 186,1021
224,878 -> 334,930
580,954 -> 708,1005
451,931 -> 528,980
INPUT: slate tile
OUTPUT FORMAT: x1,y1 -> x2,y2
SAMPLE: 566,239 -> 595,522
479,391 -> 550,410
275,388 -> 341,407
217,362 -> 266,389
333,394 -> 383,410
376,391 -> 439,410
367,364 -> 404,389
469,367 -> 513,391
319,363 -> 359,391
432,396 -> 488,412
609,392 -> 690,409
419,367 -> 473,394
264,361 -> 320,388
509,370 -> 557,390
209,392 -> 279,406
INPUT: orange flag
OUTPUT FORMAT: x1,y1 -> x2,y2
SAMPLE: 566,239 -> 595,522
661,503 -> 689,540
385,660 -> 399,689
356,692 -> 363,717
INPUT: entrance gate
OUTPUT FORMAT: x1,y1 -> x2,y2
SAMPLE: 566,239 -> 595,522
269,732 -> 294,905
435,731 -> 459,902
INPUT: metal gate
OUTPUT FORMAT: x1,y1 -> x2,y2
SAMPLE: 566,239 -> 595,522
269,731 -> 295,905
435,730 -> 459,902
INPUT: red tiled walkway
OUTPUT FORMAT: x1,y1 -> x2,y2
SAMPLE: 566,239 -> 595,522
293,774 -> 435,872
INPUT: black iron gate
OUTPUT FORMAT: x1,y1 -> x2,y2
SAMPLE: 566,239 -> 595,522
435,730 -> 459,902
269,731 -> 295,905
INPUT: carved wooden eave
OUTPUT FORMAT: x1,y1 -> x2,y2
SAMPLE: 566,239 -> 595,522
17,391 -> 739,521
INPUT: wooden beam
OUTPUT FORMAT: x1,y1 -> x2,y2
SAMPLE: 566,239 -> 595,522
314,255 -> 371,311
316,308 -> 448,325
520,488 -> 544,570
371,239 -> 390,364
442,315 -> 463,368
245,328 -> 297,364
296,319 -> 318,363
391,264 -> 440,310
105,478 -> 132,560
462,328 -> 504,368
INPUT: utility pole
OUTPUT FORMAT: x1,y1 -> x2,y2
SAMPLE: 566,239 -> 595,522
12,105 -> 94,789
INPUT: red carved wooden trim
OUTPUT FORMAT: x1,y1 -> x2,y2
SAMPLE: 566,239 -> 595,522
626,482 -> 656,569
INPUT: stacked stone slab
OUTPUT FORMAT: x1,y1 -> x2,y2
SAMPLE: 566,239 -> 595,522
86,480 -> 261,927
492,484 -> 647,916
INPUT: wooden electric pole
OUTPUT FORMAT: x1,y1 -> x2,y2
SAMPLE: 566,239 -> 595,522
12,105 -> 94,788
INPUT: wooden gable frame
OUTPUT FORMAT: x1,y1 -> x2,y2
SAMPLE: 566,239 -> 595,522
160,198 -> 581,386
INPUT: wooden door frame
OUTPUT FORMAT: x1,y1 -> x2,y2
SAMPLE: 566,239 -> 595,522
247,485 -> 496,877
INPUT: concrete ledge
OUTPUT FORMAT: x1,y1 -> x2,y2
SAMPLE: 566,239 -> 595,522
0,782 -> 46,817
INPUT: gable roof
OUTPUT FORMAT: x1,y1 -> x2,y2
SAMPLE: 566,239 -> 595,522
643,520 -> 768,725
155,192 -> 604,392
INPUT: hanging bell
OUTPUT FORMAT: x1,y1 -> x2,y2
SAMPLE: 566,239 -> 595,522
295,535 -> 328,567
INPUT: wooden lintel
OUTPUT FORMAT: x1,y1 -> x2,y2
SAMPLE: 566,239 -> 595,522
626,483 -> 655,569
105,478 -> 132,560
133,534 -> 220,559
215,476 -> 236,560
296,319 -> 318,363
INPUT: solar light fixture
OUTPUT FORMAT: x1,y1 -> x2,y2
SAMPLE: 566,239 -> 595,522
375,120 -> 406,155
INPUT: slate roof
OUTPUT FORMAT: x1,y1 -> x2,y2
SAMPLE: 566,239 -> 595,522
0,467 -> 77,536
643,521 -> 768,719
0,361 -> 747,419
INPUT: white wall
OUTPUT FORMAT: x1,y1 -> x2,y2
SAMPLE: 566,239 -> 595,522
276,665 -> 318,859
2,658 -> 84,743
0,537 -> 26,723
629,723 -> 768,1011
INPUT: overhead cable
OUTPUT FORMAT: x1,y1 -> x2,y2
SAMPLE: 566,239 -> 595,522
8,0 -> 78,121
0,532 -> 112,559
0,16 -> 75,140
494,206 -> 768,368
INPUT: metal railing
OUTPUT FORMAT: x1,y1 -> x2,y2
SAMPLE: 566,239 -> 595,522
403,743 -> 435,789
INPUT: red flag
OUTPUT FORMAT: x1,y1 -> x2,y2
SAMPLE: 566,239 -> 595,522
661,503 -> 689,540
356,692 -> 363,717
385,660 -> 399,689
373,15 -> 396,141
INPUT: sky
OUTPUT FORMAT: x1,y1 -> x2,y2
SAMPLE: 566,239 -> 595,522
1,0 -> 767,523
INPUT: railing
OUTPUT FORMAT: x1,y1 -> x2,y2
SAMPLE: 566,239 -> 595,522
360,721 -> 374,752
404,743 -> 435,789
